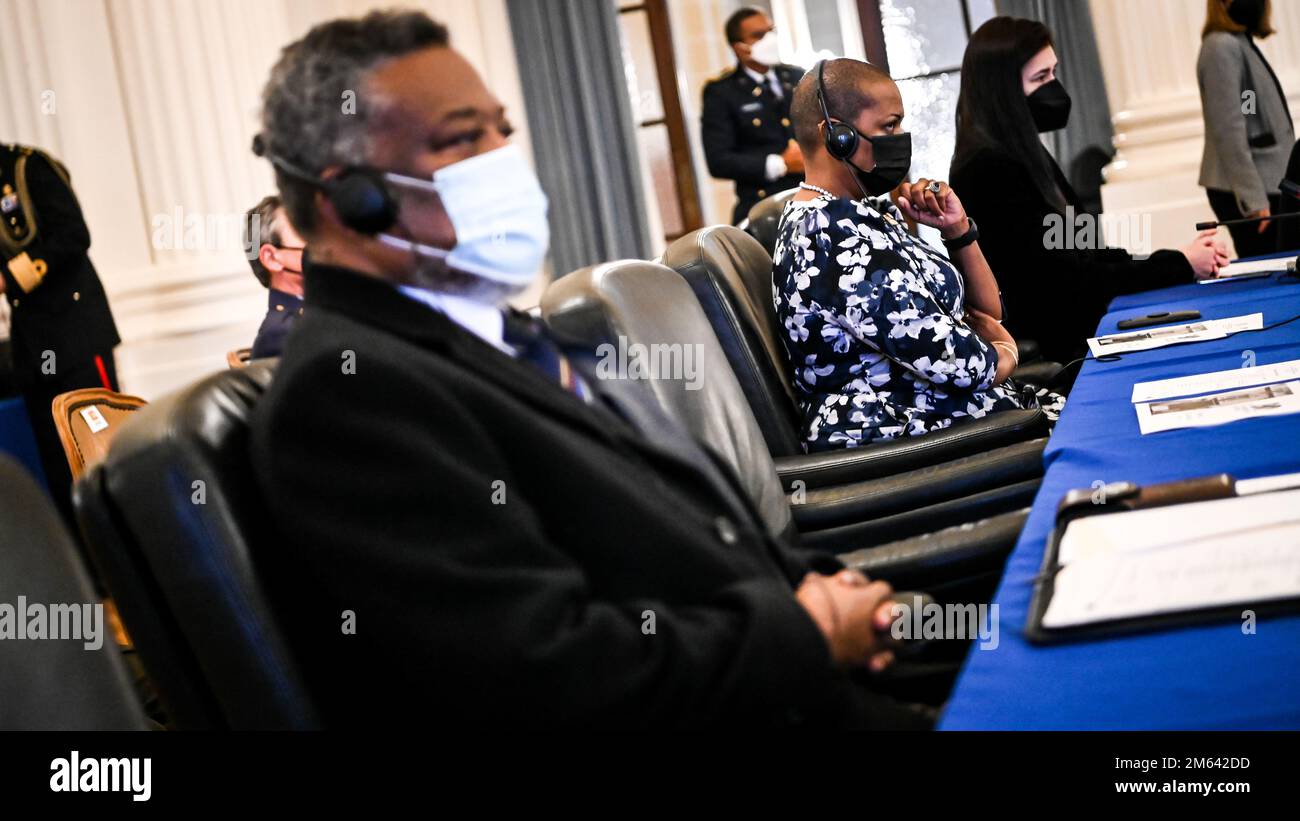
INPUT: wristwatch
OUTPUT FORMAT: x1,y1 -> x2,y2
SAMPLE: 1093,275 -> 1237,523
943,217 -> 979,250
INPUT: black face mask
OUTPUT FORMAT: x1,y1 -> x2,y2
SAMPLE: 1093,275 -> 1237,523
846,132 -> 913,196
1227,0 -> 1265,32
1026,79 -> 1072,133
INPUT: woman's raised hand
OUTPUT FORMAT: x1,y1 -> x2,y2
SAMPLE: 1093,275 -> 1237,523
895,178 -> 969,240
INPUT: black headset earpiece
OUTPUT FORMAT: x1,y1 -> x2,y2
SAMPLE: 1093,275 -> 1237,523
817,60 -> 859,160
325,168 -> 400,235
251,135 -> 400,235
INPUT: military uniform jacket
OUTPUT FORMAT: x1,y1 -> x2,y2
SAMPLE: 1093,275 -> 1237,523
701,62 -> 805,221
250,288 -> 303,360
0,145 -> 120,387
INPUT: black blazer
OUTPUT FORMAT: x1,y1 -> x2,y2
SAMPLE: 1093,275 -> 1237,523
0,146 -> 119,388
249,262 -> 919,730
951,145 -> 1193,364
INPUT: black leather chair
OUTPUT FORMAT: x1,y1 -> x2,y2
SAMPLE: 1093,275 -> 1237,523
0,455 -> 148,730
542,260 -> 1031,591
743,187 -> 798,256
659,225 -> 1050,494
72,360 -> 319,730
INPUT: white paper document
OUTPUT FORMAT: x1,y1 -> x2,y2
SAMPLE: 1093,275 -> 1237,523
1131,358 -> 1300,403
1201,257 -> 1293,283
1133,380 -> 1300,434
1043,489 -> 1300,629
1087,313 -> 1262,357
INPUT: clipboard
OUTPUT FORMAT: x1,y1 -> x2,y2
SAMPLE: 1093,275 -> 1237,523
1024,475 -> 1300,644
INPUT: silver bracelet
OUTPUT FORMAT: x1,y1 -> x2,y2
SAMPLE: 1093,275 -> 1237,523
991,341 -> 1019,369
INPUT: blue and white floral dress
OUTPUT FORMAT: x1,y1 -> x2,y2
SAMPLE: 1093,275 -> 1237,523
773,193 -> 1047,451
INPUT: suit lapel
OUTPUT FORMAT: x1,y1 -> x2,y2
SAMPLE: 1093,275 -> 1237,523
303,263 -> 702,462
303,262 -> 764,526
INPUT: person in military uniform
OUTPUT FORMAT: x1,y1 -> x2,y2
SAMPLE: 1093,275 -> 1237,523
244,195 -> 306,359
702,6 -> 806,225
0,143 -> 120,522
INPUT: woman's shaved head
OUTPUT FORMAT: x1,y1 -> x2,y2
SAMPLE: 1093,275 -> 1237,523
791,58 -> 898,154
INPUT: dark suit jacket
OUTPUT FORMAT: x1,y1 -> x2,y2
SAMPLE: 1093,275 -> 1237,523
249,262 -> 919,730
702,63 -> 805,224
951,145 -> 1193,364
0,146 -> 119,389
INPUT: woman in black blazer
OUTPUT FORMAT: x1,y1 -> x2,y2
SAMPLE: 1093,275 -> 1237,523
950,17 -> 1228,365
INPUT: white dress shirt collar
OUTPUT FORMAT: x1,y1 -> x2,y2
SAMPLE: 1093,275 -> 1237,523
397,285 -> 513,355
744,64 -> 777,88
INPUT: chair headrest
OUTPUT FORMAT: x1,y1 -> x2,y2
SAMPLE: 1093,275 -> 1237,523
744,187 -> 798,257
108,358 -> 275,465
79,359 -> 319,729
661,225 -> 803,456
542,260 -> 794,540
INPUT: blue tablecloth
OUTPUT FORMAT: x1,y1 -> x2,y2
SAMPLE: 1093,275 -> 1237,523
0,395 -> 47,488
940,259 -> 1300,730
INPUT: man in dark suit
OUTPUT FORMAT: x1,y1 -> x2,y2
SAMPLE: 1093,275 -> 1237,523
702,6 -> 805,224
243,195 -> 306,359
0,144 -> 120,521
250,10 -> 924,729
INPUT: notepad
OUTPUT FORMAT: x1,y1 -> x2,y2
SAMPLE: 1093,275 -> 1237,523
1087,313 -> 1262,357
1203,257 -> 1294,282
1042,489 -> 1300,629
1131,358 -> 1300,402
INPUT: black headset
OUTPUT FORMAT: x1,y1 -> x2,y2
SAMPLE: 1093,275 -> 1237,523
251,134 -> 399,235
816,60 -> 860,160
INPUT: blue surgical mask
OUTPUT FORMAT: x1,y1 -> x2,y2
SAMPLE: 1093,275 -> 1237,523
379,144 -> 550,288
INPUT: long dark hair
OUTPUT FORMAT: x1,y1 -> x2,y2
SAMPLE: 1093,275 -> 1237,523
952,17 -> 1065,210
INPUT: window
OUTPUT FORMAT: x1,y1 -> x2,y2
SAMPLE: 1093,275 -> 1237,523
858,0 -> 995,242
865,0 -> 996,182
615,0 -> 704,246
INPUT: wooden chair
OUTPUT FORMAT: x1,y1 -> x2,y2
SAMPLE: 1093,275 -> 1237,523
50,387 -> 148,650
227,347 -> 252,369
51,388 -> 148,481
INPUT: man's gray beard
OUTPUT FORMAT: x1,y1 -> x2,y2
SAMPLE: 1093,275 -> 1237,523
406,255 -> 525,306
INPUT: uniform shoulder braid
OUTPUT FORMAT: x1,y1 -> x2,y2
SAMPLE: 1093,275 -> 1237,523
705,65 -> 737,86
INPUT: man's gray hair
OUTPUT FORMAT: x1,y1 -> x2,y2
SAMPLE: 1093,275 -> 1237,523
258,10 -> 450,235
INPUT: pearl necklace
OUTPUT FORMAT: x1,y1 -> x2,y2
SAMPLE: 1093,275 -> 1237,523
798,182 -> 836,199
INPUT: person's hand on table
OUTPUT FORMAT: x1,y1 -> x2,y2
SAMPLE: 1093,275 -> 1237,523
1182,228 -> 1231,280
795,569 -> 899,673
1247,207 -> 1272,234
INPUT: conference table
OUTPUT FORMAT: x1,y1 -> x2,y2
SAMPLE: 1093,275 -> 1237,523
941,253 -> 1300,730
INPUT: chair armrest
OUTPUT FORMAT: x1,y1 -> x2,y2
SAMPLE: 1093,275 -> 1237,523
1012,361 -> 1064,391
799,478 -> 1040,551
836,508 -> 1030,591
773,409 -> 1047,491
1017,338 -> 1041,364
789,438 -> 1047,531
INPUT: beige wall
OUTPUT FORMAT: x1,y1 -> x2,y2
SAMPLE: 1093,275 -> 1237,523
0,0 -> 532,400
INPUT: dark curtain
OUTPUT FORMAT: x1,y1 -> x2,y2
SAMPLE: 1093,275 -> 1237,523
506,0 -> 653,276
996,0 -> 1115,214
